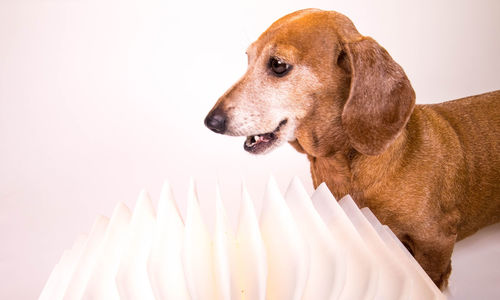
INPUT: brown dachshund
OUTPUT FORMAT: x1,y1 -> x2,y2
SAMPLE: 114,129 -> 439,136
204,8 -> 500,289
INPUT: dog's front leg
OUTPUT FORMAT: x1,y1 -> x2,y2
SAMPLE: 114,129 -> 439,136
407,230 -> 457,289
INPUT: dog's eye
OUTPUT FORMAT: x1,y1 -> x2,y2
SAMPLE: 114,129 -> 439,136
269,57 -> 291,77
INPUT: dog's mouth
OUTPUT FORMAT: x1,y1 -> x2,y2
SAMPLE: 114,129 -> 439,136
244,119 -> 288,154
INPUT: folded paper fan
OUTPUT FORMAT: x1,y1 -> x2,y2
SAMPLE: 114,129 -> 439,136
39,177 -> 445,300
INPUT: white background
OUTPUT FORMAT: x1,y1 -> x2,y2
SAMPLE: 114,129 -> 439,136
1,0 -> 499,298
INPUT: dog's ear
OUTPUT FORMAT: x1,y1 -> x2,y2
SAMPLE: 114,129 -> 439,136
340,37 -> 415,155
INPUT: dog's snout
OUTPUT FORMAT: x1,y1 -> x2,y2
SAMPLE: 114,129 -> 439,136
204,108 -> 227,134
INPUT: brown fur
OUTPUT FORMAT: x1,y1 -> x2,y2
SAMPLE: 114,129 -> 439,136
206,9 -> 500,289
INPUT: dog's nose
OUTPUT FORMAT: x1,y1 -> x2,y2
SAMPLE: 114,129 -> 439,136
204,109 -> 227,134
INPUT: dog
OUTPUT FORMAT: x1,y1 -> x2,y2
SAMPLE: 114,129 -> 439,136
204,8 -> 500,289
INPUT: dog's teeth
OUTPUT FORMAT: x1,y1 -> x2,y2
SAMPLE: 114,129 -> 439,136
246,136 -> 258,147
246,134 -> 272,148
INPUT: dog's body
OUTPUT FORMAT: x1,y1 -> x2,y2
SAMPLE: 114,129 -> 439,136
205,9 -> 500,288
300,92 -> 500,287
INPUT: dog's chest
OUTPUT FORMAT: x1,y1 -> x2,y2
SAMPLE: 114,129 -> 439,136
309,154 -> 353,199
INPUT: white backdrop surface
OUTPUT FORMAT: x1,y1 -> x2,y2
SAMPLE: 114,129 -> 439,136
0,0 -> 499,299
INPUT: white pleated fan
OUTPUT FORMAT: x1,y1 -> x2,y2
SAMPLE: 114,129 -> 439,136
39,177 -> 445,300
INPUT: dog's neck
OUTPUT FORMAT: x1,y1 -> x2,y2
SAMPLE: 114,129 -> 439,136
291,126 -> 409,206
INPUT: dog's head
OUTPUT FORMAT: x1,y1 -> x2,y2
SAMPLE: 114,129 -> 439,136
205,9 -> 415,156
